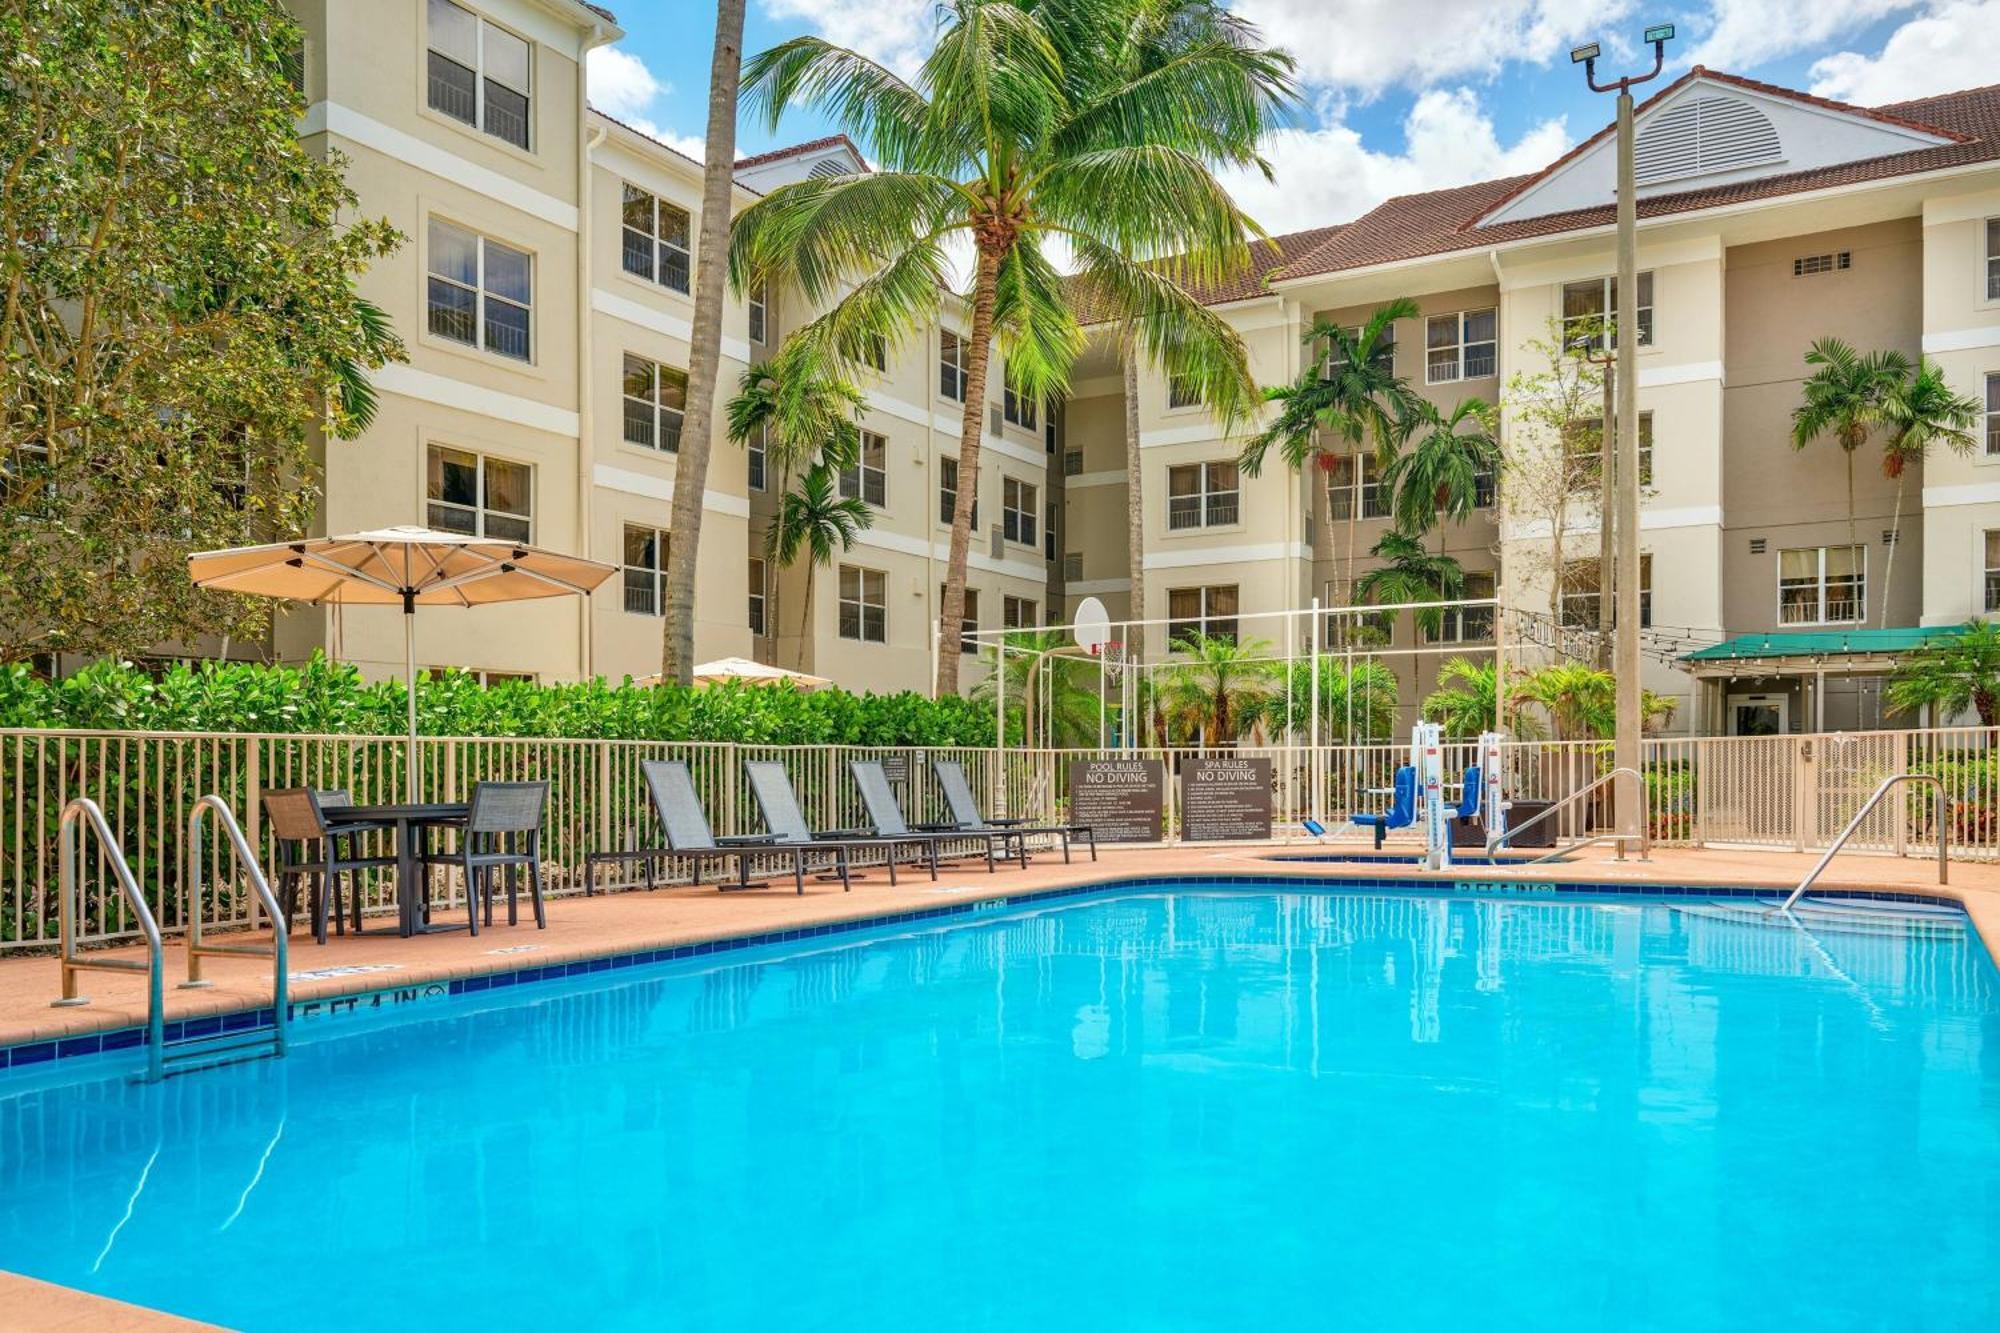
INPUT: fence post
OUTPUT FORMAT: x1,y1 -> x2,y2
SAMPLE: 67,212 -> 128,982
1794,736 -> 1814,852
1893,729 -> 1910,857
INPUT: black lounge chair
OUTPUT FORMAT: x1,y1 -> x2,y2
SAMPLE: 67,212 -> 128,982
585,759 -> 846,894
849,759 -> 1021,871
741,760 -> 933,883
926,759 -> 1098,864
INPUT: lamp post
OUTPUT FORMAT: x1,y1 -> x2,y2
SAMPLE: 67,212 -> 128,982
1572,24 -> 1673,854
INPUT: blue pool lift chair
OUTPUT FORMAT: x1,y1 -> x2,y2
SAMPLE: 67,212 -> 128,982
1350,765 -> 1418,849
1455,765 -> 1483,823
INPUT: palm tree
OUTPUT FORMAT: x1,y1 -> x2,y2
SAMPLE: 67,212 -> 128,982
971,628 -> 1106,746
733,0 -> 1295,695
1353,529 -> 1464,639
1282,656 -> 1399,741
724,343 -> 866,483
1790,337 -> 1912,557
659,0 -> 749,685
1156,633 -> 1279,745
1876,360 -> 1981,626
1240,302 -> 1421,604
1381,396 -> 1499,553
327,297 -> 401,436
1422,657 -> 1543,740
765,466 -> 873,668
1512,662 -> 1673,740
1886,620 -> 2000,726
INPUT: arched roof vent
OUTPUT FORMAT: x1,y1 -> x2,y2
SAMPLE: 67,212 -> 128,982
1634,95 -> 1782,186
807,157 -> 853,180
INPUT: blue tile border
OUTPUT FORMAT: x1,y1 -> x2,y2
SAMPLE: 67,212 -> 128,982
1,870 -> 1974,1075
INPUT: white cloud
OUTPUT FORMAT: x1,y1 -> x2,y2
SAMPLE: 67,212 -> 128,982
1217,88 -> 1571,235
1231,0 -> 1633,95
1807,0 -> 2000,103
588,45 -> 705,159
1686,0 -> 1919,72
761,0 -> 941,79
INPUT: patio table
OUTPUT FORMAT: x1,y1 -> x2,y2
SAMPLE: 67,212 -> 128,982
323,802 -> 470,937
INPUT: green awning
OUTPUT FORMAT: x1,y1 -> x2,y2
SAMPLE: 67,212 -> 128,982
1680,626 -> 1963,663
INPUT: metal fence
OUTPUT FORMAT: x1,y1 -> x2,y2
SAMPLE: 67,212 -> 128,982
2,725 -> 1994,952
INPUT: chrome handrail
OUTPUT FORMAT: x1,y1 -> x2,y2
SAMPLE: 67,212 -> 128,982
182,796 -> 290,1061
1486,766 -> 1649,860
1774,773 -> 1948,914
51,797 -> 164,1083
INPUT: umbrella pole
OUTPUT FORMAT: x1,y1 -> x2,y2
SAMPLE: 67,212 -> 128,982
404,598 -> 419,803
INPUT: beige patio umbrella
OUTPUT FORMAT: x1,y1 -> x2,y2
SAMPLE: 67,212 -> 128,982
188,526 -> 617,799
633,657 -> 831,690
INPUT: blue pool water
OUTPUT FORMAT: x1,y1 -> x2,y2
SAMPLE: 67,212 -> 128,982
3,884 -> 1998,1330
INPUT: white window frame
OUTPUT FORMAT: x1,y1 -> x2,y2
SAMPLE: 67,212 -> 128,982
1167,375 -> 1201,410
1327,453 -> 1390,521
938,457 -> 977,526
748,422 -> 767,491
747,280 -> 767,345
427,218 -> 531,362
1167,460 -> 1240,530
1560,555 -> 1653,630
620,184 -> 691,294
426,445 -> 531,541
748,556 -> 767,635
1003,368 -> 1038,430
839,430 -> 887,508
1984,529 -> 2000,614
1002,476 -> 1038,546
1562,272 -> 1654,352
1424,308 -> 1497,384
425,0 -> 532,151
1323,322 -> 1395,378
1568,411 -> 1655,488
1987,217 -> 2000,302
953,586 -> 979,654
1985,371 -> 1999,458
1777,545 -> 1865,626
1426,572 -> 1496,645
621,353 -> 687,454
621,524 -> 667,616
939,331 -> 968,402
1167,584 -> 1239,645
838,564 -> 887,643
1003,594 -> 1038,629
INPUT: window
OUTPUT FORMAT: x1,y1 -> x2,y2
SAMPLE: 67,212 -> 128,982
1003,370 -> 1038,430
839,430 -> 887,507
1045,502 -> 1057,562
1425,309 -> 1497,383
748,423 -> 767,491
838,565 -> 886,642
1473,464 -> 1497,509
953,587 -> 979,653
622,525 -> 666,615
1167,461 -> 1240,530
938,457 -> 977,525
1988,218 -> 2000,301
1562,272 -> 1653,352
1324,322 -> 1394,377
1062,551 -> 1083,581
1004,595 -> 1038,629
1168,585 -> 1238,646
622,354 -> 688,453
1986,373 -> 2000,457
1986,530 -> 2000,614
1566,412 -> 1655,488
862,333 -> 887,373
427,219 -> 530,361
940,331 -> 968,402
1167,375 -> 1201,410
1794,252 -> 1851,277
620,185 -> 691,293
1426,572 -> 1495,644
427,446 -> 530,540
1560,555 -> 1653,630
747,281 -> 767,344
1002,477 -> 1038,545
1062,448 -> 1084,477
748,557 -> 767,635
1779,545 -> 1864,625
1327,453 -> 1390,521
427,0 -> 530,150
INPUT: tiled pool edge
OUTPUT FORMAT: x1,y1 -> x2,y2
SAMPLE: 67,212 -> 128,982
0,872 -> 1981,1074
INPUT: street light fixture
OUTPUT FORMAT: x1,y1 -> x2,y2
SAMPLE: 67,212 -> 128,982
1574,23 -> 1675,859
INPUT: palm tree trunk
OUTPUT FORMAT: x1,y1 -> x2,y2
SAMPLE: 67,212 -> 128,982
1880,468 -> 1907,629
935,243 -> 1003,696
795,569 -> 815,671
1122,341 -> 1145,635
660,0 -> 746,685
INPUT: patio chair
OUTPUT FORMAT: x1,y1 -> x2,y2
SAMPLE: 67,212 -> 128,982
585,759 -> 839,894
262,787 -> 395,945
849,760 -> 1020,872
743,760 -> 937,884
420,781 -> 549,934
926,759 -> 1098,864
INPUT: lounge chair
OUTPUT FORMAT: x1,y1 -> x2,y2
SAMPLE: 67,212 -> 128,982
743,760 -> 938,883
1350,765 -> 1417,850
925,759 -> 1098,864
849,760 -> 1021,871
584,759 -> 846,894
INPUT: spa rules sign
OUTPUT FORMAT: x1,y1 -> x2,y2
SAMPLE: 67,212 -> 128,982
1179,756 -> 1273,841
1069,758 -> 1166,843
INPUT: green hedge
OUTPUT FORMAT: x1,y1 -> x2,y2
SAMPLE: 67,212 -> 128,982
0,655 -> 995,747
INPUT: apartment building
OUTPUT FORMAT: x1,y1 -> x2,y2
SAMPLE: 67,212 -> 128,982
1059,68 -> 2000,735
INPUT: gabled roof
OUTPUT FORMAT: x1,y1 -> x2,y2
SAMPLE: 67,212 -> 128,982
1277,76 -> 2000,284
734,134 -> 867,170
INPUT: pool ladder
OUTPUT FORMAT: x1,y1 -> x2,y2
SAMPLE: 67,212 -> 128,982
51,796 -> 288,1082
1772,773 -> 1948,915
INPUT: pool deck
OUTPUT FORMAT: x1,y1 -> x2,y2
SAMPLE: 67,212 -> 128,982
2,842 -> 1997,1058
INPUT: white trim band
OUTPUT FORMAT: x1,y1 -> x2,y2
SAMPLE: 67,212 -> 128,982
372,363 -> 580,437
302,102 -> 578,231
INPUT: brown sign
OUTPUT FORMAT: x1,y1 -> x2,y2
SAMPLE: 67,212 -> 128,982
877,752 -> 912,785
1179,756 -> 1273,841
1069,758 -> 1165,843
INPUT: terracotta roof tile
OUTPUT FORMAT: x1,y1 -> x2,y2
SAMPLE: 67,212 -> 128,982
733,134 -> 866,170
1069,224 -> 1348,325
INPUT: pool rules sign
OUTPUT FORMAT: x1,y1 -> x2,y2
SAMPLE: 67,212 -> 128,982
1069,758 -> 1166,843
1179,756 -> 1273,841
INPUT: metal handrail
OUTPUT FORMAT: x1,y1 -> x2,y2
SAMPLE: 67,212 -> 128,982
1485,766 -> 1649,859
1526,833 -> 1642,866
50,797 -> 164,1083
181,796 -> 290,1060
1774,773 -> 1948,914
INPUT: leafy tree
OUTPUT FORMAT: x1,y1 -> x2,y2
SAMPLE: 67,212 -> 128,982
1381,397 -> 1499,552
660,0 -> 749,685
1790,337 -> 1911,556
1281,656 -> 1399,741
1241,301 -> 1421,602
1156,632 -> 1279,744
1353,530 -> 1464,639
0,0 -> 402,663
1876,359 -> 1980,626
732,0 -> 1294,694
764,467 -> 873,665
1498,318 -> 1607,626
1886,620 -> 2000,726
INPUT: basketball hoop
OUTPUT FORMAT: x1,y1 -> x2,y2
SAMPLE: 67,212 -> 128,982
1100,640 -> 1127,679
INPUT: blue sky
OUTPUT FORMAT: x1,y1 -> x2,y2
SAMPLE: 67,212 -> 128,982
587,1 -> 2000,234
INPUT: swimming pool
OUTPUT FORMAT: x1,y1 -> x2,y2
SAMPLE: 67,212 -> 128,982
3,881 -> 1997,1330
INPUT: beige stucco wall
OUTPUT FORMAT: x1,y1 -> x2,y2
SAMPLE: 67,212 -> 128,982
1919,187 -> 2000,627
